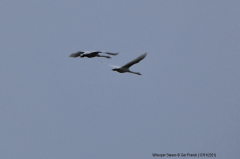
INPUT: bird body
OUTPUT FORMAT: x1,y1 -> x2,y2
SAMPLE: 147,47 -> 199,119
69,51 -> 119,59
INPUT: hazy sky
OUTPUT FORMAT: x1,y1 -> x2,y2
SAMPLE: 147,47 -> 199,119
1,1 -> 240,159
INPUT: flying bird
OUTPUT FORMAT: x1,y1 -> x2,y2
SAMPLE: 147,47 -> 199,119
69,51 -> 119,59
102,53 -> 147,75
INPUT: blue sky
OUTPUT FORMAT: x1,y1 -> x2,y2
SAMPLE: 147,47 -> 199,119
1,1 -> 240,159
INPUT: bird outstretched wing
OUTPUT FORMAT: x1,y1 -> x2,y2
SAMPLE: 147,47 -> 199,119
69,51 -> 84,57
101,61 -> 120,68
121,53 -> 147,68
